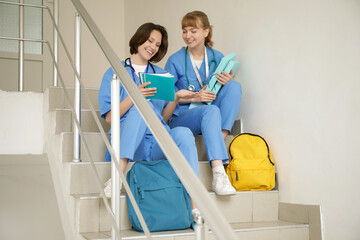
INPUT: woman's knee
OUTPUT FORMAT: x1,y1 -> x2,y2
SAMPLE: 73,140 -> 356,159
223,80 -> 242,96
201,105 -> 221,119
170,127 -> 195,142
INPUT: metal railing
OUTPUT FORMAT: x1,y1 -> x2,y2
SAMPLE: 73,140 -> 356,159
0,0 -> 239,239
0,0 -> 82,161
73,12 -> 81,163
0,0 -> 49,91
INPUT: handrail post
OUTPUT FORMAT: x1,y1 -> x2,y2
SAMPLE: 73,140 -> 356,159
195,217 -> 209,240
18,0 -> 24,91
53,0 -> 58,86
111,74 -> 121,240
73,12 -> 81,162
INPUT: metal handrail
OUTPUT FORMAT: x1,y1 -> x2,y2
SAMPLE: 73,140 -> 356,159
70,0 -> 238,240
0,36 -> 46,43
73,12 -> 81,163
19,0 -> 24,91
53,0 -> 58,87
111,75 -> 121,239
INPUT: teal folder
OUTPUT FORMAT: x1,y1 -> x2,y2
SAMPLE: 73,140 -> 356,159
205,52 -> 240,104
208,59 -> 240,98
140,73 -> 175,101
189,52 -> 240,108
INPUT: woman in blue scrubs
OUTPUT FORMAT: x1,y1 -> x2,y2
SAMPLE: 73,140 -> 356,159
98,23 -> 199,209
165,11 -> 242,196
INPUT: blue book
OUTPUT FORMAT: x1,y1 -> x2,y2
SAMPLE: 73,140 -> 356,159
140,73 -> 175,101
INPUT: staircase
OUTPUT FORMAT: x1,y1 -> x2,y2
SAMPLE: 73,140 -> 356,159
45,86 -> 315,240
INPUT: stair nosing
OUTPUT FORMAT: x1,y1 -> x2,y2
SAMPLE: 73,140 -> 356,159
69,161 -> 109,166
81,221 -> 309,240
54,108 -> 100,112
72,190 -> 279,200
49,86 -> 100,91
61,131 -> 109,135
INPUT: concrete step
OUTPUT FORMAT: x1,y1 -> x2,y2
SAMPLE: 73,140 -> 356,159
68,160 -> 278,195
68,162 -> 111,195
68,161 -> 218,195
61,132 -> 109,162
54,109 -> 110,134
80,221 -> 309,240
74,190 -> 279,233
48,86 -> 100,111
61,133 -> 233,163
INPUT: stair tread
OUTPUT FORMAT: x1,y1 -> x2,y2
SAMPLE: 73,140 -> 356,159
49,86 -> 100,91
54,108 -> 100,111
81,221 -> 309,239
69,160 -> 211,165
68,161 -> 277,195
48,87 -> 100,111
72,190 -> 279,200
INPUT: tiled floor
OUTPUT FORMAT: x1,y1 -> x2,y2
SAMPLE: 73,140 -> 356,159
0,155 -> 65,240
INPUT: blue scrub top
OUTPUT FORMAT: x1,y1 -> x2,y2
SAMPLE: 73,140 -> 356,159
165,46 -> 224,116
98,62 -> 170,136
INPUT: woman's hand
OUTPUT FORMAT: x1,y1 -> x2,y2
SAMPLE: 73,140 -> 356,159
197,85 -> 216,102
138,82 -> 157,97
216,69 -> 234,85
175,89 -> 196,102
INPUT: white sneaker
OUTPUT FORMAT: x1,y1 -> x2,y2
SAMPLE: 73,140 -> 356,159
104,178 -> 111,198
212,167 -> 236,195
192,208 -> 203,223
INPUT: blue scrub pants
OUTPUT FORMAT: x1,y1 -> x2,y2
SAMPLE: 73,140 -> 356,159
169,80 -> 242,164
212,80 -> 242,132
118,106 -> 199,176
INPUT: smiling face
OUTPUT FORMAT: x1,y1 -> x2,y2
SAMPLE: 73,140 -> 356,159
135,30 -> 162,64
182,24 -> 209,50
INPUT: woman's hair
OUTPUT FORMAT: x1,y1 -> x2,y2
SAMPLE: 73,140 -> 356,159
181,11 -> 213,47
129,22 -> 168,63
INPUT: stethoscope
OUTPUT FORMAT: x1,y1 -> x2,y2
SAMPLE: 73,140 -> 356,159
124,57 -> 156,84
185,45 -> 217,91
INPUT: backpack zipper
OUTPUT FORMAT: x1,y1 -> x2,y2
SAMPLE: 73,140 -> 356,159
228,133 -> 274,166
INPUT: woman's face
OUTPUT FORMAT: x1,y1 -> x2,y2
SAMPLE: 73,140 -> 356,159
137,30 -> 162,62
182,25 -> 209,49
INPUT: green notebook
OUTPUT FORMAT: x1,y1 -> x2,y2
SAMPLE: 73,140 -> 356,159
140,73 -> 175,101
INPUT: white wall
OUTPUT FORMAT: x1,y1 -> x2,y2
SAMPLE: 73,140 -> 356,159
0,91 -> 44,154
125,1 -> 360,239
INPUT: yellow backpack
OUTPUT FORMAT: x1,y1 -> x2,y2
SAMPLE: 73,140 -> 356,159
226,133 -> 275,191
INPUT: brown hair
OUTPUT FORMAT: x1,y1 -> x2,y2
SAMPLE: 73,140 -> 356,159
129,23 -> 168,63
181,11 -> 213,47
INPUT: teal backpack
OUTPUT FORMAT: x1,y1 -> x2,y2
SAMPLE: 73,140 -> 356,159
126,160 -> 192,232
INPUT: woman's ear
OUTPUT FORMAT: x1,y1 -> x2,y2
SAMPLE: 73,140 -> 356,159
204,28 -> 210,37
